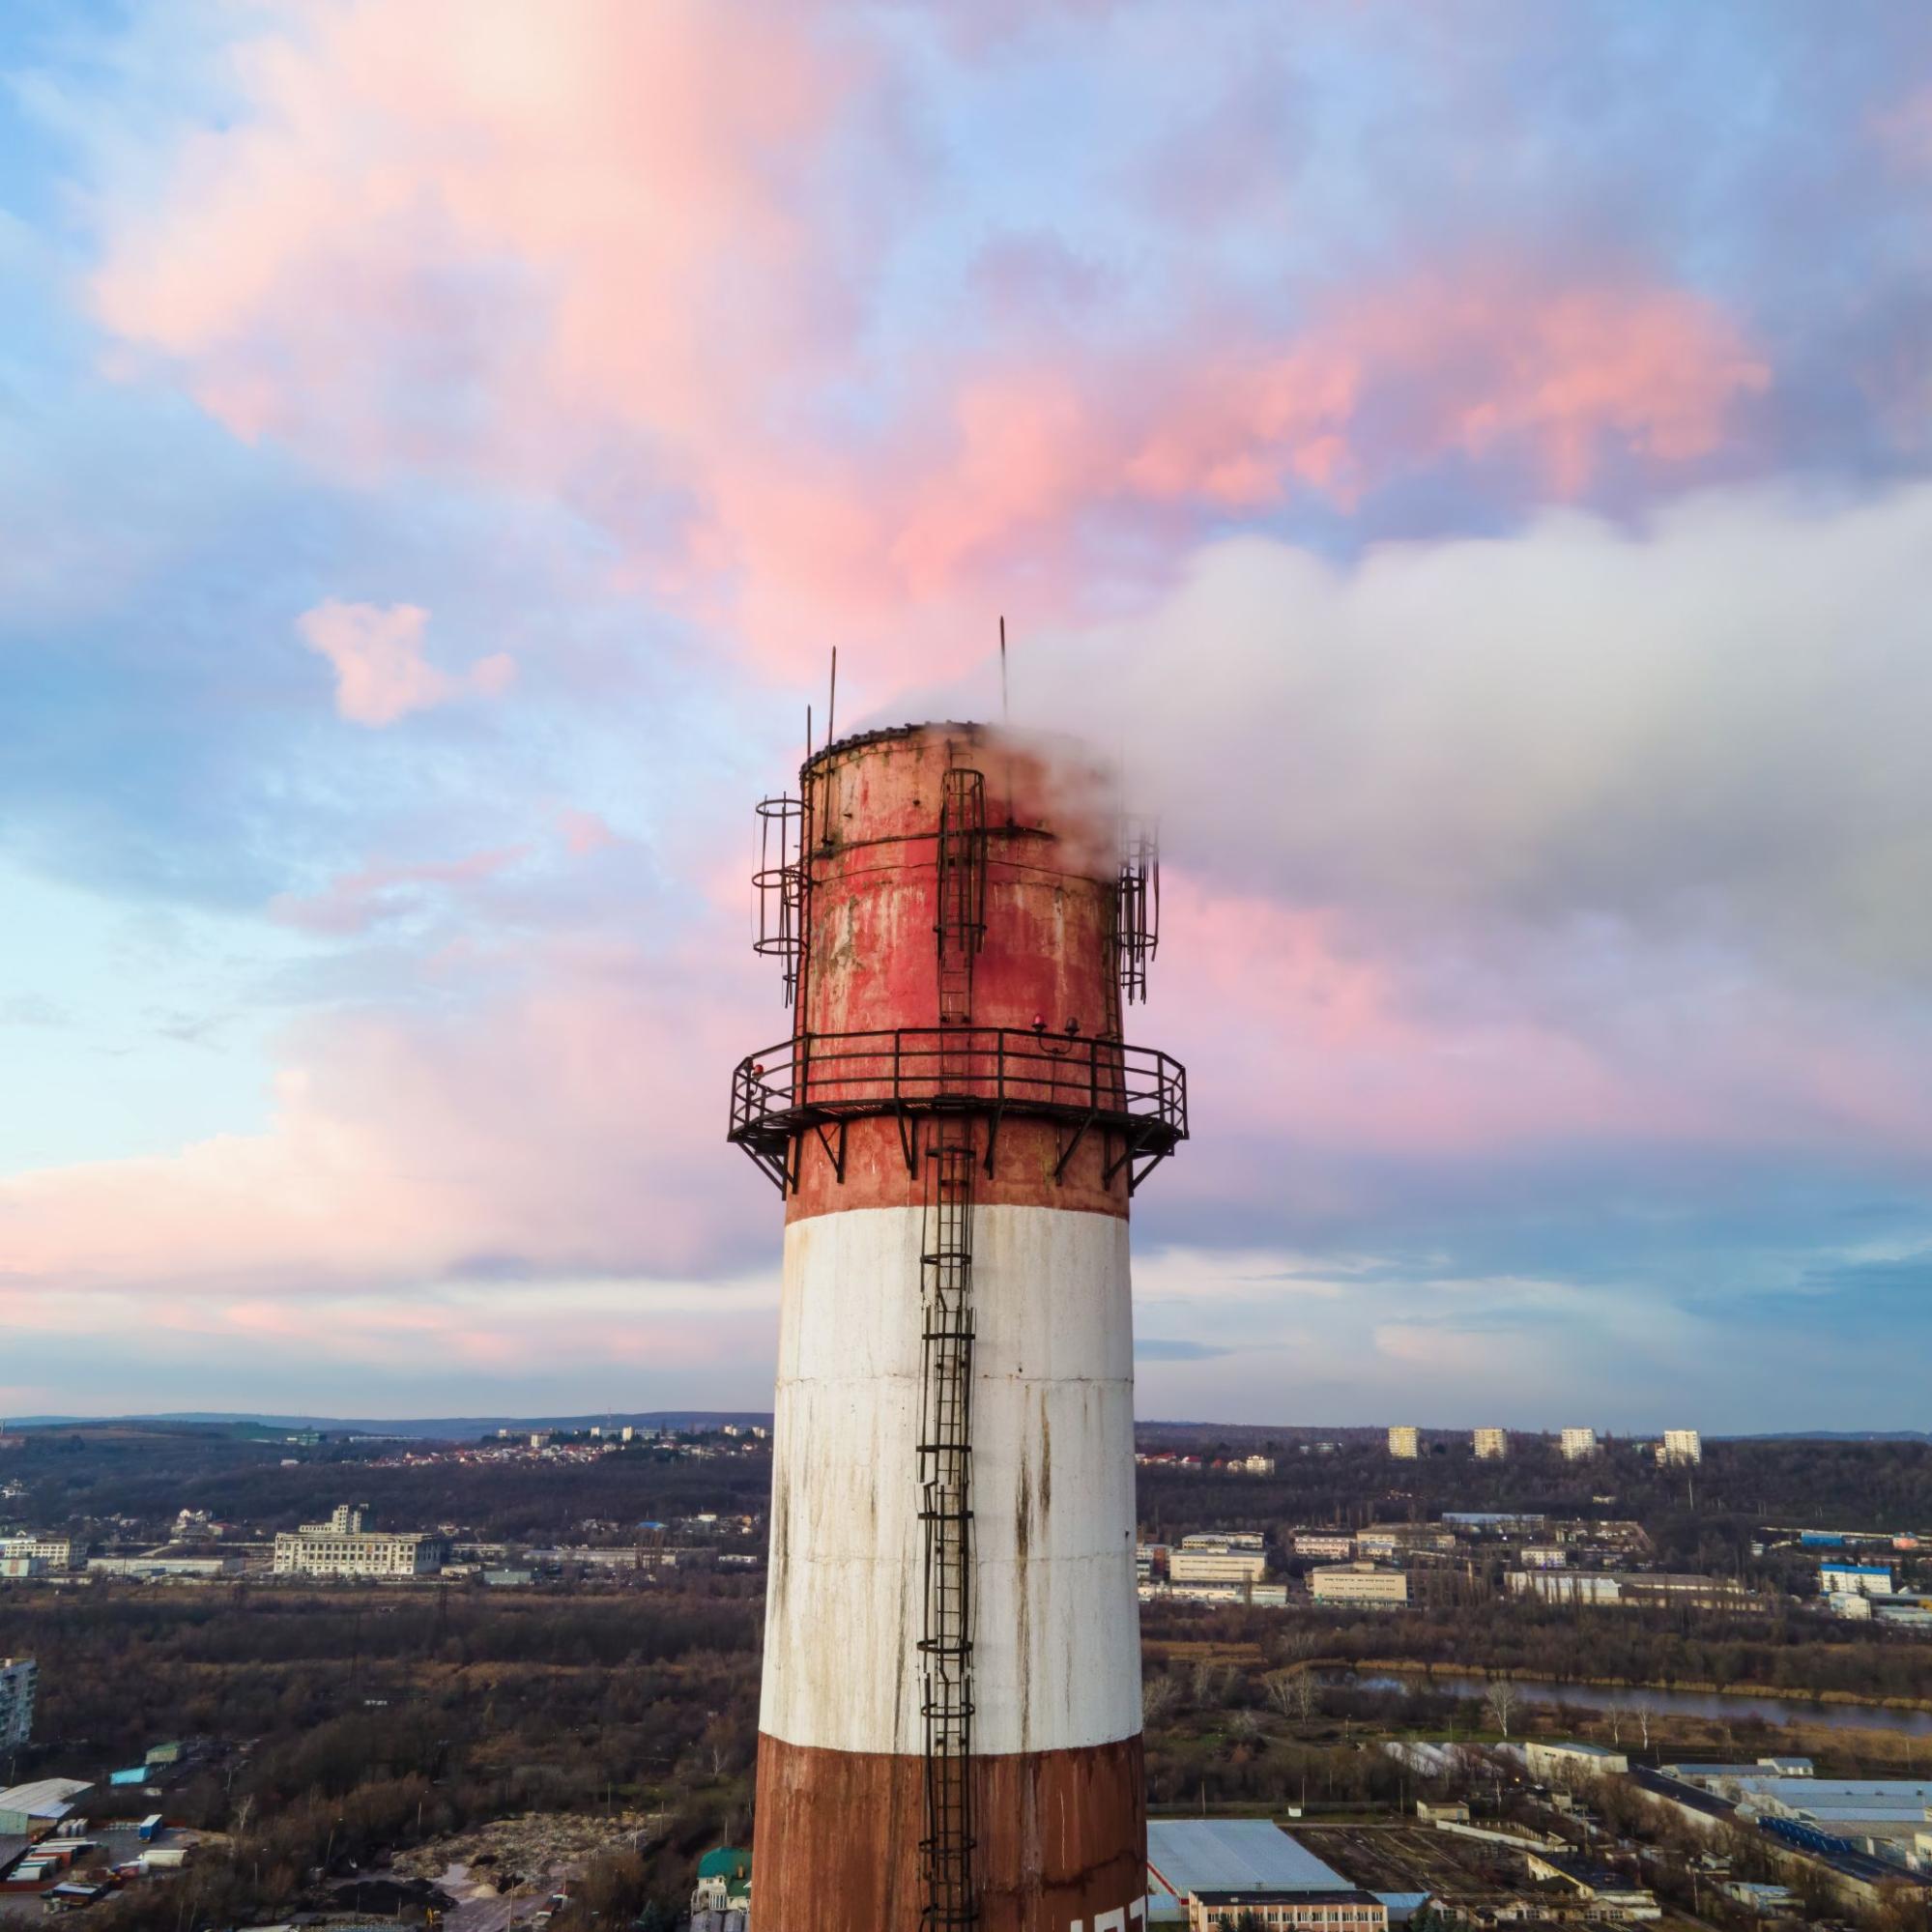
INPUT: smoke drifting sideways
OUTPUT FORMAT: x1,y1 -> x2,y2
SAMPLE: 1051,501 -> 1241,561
985,484 -> 1932,998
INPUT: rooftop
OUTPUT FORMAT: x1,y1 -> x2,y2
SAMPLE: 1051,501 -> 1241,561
0,1780 -> 92,1820
1147,1820 -> 1349,1898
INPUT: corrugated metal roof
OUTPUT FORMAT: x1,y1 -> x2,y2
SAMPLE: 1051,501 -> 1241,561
0,1781 -> 91,1819
1147,1820 -> 1347,1896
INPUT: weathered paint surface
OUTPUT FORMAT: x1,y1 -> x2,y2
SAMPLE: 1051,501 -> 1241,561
751,1730 -> 1145,1932
764,1201 -> 1139,1757
798,723 -> 1122,1047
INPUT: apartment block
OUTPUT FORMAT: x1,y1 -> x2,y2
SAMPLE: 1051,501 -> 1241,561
0,1658 -> 34,1748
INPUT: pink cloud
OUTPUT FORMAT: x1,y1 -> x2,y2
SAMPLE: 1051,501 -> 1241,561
298,599 -> 515,725
1147,875 -> 1932,1203
0,934 -> 769,1296
89,5 -> 1770,683
555,807 -> 621,857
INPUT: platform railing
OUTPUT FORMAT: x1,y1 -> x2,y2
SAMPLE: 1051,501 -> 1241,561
729,1025 -> 1187,1151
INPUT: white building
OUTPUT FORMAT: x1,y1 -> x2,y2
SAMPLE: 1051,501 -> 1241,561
0,1658 -> 35,1748
274,1503 -> 441,1579
1821,1563 -> 1894,1598
1171,1536 -> 1268,1586
1560,1427 -> 1599,1461
1526,1739 -> 1630,1782
1388,1426 -> 1420,1459
1310,1565 -> 1409,1606
0,1535 -> 73,1571
1473,1427 -> 1509,1460
1293,1532 -> 1355,1560
1658,1430 -> 1703,1467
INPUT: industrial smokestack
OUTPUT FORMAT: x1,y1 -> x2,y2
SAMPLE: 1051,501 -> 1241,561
730,719 -> 1187,1930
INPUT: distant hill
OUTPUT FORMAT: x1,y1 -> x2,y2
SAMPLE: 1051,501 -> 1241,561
3,1409 -> 776,1439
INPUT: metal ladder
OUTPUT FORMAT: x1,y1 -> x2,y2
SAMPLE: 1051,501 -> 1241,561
917,1127 -> 978,1928
921,762 -> 986,1927
936,769 -> 986,1027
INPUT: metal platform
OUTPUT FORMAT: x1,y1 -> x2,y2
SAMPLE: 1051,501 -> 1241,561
727,1025 -> 1188,1195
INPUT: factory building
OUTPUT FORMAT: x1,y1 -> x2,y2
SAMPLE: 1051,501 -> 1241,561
728,722 -> 1188,1929
1311,1566 -> 1410,1606
0,1779 -> 90,1837
1509,1572 -> 1762,1611
1146,1820 -> 1390,1932
1472,1427 -> 1508,1460
1560,1427 -> 1600,1461
273,1503 -> 441,1578
1658,1430 -> 1703,1467
1387,1426 -> 1420,1460
0,1658 -> 35,1749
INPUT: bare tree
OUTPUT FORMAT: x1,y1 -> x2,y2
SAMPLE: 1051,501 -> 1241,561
1191,1658 -> 1230,1708
1142,1672 -> 1181,1725
1484,1678 -> 1517,1740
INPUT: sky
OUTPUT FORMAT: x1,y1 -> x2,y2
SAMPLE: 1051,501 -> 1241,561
3,0 -> 1932,1428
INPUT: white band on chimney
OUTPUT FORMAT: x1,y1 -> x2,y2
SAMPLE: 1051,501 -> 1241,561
761,1202 -> 1140,1758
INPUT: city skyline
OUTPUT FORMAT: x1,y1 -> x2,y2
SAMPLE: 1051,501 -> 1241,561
5,3 -> 1932,1425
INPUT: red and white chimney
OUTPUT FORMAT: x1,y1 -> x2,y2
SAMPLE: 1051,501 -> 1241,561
731,721 -> 1186,1930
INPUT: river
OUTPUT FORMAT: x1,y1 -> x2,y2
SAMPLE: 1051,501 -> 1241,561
1356,1670 -> 1932,1739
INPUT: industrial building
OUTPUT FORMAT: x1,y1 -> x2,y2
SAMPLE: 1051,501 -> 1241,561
1311,1565 -> 1409,1606
0,1779 -> 90,1837
89,1554 -> 244,1580
1559,1427 -> 1599,1461
727,722 -> 1189,1929
1522,1850 -> 1659,1918
1147,1821 -> 1391,1932
0,1658 -> 34,1749
1713,1775 -> 1932,1872
1387,1426 -> 1420,1460
1171,1534 -> 1269,1585
1658,1429 -> 1703,1466
1508,1571 -> 1762,1611
1820,1562 -> 1894,1597
1525,1740 -> 1630,1782
1472,1427 -> 1508,1460
1150,1578 -> 1290,1609
273,1503 -> 441,1578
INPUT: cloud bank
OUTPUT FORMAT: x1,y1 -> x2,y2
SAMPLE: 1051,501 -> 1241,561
5,0 -> 1932,1419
